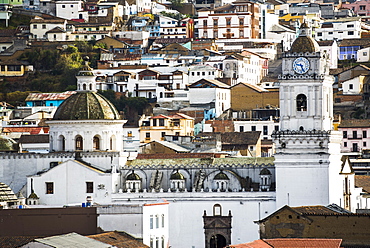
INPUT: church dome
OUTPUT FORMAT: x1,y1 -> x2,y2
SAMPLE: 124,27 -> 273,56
170,171 -> 185,180
259,168 -> 271,175
290,22 -> 319,53
0,136 -> 17,152
127,172 -> 141,180
53,92 -> 120,120
214,171 -> 229,180
28,192 -> 39,199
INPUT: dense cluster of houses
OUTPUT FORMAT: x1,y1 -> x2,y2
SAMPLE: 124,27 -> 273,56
1,0 -> 370,247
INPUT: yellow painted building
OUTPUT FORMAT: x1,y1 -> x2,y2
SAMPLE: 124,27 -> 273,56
230,82 -> 279,111
140,113 -> 194,143
0,61 -> 30,77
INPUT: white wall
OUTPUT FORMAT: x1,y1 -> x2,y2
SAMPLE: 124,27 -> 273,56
143,202 -> 169,248
28,160 -> 118,206
342,76 -> 363,95
55,0 -> 84,20
357,47 -> 370,62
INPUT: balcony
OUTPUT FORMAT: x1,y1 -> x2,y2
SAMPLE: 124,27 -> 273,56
346,135 -> 363,140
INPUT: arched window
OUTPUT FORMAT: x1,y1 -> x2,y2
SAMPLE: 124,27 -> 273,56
296,94 -> 307,111
213,204 -> 221,216
93,136 -> 100,150
89,84 -> 92,91
59,135 -> 65,151
160,92 -> 163,98
75,136 -> 83,150
83,84 -> 87,90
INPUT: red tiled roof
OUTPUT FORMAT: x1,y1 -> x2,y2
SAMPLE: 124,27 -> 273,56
265,238 -> 342,248
2,127 -> 49,134
230,239 -> 342,248
25,91 -> 76,101
229,239 -> 271,248
150,114 -> 170,119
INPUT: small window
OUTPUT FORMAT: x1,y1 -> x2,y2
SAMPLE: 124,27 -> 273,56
348,31 -> 354,35
33,24 -> 37,29
62,4 -> 65,8
317,32 -> 322,37
344,142 -> 347,147
343,131 -> 347,138
86,182 -> 93,193
42,24 -> 46,29
213,204 -> 221,216
349,84 -> 353,90
46,182 -> 54,194
239,126 -> 244,132
363,130 -> 367,138
159,119 -> 165,126
251,126 -> 256,131
263,126 -> 268,135
364,142 -> 367,147
150,215 -> 153,229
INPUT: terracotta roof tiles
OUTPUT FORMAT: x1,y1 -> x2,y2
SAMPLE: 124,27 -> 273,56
355,175 -> 370,194
265,238 -> 342,248
292,205 -> 338,215
338,119 -> 370,128
19,134 -> 49,144
88,231 -> 149,248
0,236 -> 43,248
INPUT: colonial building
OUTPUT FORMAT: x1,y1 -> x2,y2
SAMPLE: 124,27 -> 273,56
139,113 -> 194,143
198,0 -> 260,40
256,205 -> 370,247
338,119 -> 370,154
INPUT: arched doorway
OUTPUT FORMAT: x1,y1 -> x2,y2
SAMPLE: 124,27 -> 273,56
210,234 -> 226,248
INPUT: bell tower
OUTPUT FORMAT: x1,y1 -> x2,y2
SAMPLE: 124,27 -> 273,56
273,23 -> 345,208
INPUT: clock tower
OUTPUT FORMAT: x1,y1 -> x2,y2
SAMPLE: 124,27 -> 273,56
273,23 -> 346,209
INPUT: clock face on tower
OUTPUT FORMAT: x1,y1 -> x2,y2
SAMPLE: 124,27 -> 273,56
293,57 -> 310,74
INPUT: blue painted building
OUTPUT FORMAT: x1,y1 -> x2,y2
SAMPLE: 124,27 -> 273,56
25,91 -> 76,107
338,38 -> 370,60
